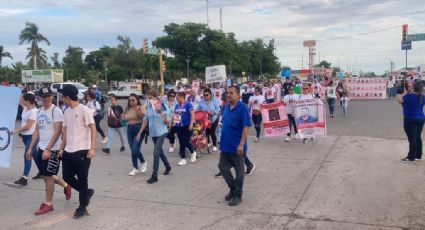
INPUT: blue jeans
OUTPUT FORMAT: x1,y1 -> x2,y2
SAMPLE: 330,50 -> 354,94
127,124 -> 145,169
244,152 -> 253,168
252,114 -> 262,138
327,98 -> 336,116
152,134 -> 170,177
107,127 -> 125,149
21,135 -> 37,177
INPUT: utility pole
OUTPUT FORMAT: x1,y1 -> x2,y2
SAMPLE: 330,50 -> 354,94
219,6 -> 223,31
206,0 -> 209,27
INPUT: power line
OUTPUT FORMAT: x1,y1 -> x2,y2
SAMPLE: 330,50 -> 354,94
274,26 -> 399,47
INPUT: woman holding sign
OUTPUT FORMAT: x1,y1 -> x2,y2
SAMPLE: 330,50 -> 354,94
248,87 -> 265,142
137,90 -> 172,184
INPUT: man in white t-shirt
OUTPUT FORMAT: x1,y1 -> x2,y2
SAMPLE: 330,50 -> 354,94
27,87 -> 72,215
58,84 -> 96,219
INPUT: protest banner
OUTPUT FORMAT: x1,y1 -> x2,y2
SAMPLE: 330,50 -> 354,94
293,99 -> 326,139
260,101 -> 289,137
205,65 -> 226,83
0,86 -> 21,168
346,78 -> 387,99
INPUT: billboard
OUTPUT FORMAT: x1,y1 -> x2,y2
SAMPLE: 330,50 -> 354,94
21,69 -> 64,83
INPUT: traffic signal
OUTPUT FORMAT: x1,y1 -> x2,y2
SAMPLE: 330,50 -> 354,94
402,24 -> 408,41
142,38 -> 148,53
161,60 -> 167,72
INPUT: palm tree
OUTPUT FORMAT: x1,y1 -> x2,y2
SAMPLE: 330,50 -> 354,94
26,47 -> 48,69
51,52 -> 61,68
19,22 -> 50,70
0,45 -> 13,67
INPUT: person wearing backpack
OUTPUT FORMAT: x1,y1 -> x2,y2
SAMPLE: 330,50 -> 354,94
85,91 -> 107,144
102,94 -> 125,154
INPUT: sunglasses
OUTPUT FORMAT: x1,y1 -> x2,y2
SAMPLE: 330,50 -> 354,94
203,94 -> 210,97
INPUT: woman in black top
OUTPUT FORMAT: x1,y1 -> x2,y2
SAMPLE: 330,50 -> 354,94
102,94 -> 125,154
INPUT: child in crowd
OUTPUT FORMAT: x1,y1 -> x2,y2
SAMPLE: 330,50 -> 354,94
341,92 -> 350,116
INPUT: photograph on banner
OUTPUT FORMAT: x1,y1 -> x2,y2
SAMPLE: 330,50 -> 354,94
293,99 -> 326,139
150,98 -> 165,115
260,101 -> 289,137
205,65 -> 226,83
0,86 -> 21,168
192,80 -> 200,92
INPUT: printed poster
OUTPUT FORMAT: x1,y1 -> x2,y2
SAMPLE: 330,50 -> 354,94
150,98 -> 163,115
0,86 -> 21,168
260,101 -> 289,137
192,80 -> 200,92
205,65 -> 227,83
293,99 -> 326,139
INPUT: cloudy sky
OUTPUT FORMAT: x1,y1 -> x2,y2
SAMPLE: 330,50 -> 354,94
1,0 -> 425,74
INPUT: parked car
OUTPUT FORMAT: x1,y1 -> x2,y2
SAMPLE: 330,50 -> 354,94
51,82 -> 88,101
108,86 -> 144,99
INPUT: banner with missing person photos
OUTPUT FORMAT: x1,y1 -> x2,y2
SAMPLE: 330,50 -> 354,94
260,101 -> 289,137
293,99 -> 326,139
346,78 -> 387,99
0,86 -> 21,168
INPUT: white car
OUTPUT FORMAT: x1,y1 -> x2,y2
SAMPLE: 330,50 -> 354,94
108,86 -> 144,98
51,82 -> 88,100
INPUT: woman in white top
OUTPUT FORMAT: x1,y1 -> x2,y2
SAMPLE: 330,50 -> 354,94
11,93 -> 38,186
283,86 -> 299,142
325,80 -> 337,118
85,91 -> 107,143
248,87 -> 265,142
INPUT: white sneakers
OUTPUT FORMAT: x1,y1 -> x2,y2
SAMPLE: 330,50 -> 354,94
140,162 -> 147,173
129,163 -> 147,176
295,133 -> 300,139
169,146 -> 174,153
191,151 -> 197,162
212,146 -> 218,152
128,169 -> 140,176
101,137 -> 108,144
285,137 -> 291,142
178,159 -> 187,166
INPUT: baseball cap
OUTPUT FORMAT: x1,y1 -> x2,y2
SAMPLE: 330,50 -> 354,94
92,84 -> 97,88
288,86 -> 294,90
59,84 -> 79,101
38,87 -> 53,97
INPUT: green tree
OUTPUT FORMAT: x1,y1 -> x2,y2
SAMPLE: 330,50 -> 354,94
51,52 -> 61,68
19,22 -> 50,70
0,45 -> 13,67
63,46 -> 86,81
315,60 -> 332,69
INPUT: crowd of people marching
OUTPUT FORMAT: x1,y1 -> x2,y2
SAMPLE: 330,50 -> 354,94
11,76 -> 353,218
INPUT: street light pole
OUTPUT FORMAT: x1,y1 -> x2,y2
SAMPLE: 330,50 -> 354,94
186,58 -> 190,79
103,61 -> 108,83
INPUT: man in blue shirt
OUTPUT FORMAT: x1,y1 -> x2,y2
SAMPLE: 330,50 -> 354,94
219,85 -> 251,206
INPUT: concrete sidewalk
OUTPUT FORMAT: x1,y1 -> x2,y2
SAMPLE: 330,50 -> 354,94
0,134 -> 424,230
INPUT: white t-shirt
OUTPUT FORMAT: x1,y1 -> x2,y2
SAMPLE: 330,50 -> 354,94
37,105 -> 64,151
274,84 -> 282,100
212,88 -> 224,100
63,104 -> 95,153
283,94 -> 299,114
298,94 -> 315,100
249,95 -> 265,111
86,100 -> 101,116
326,86 -> 337,98
263,87 -> 276,100
21,107 -> 37,135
